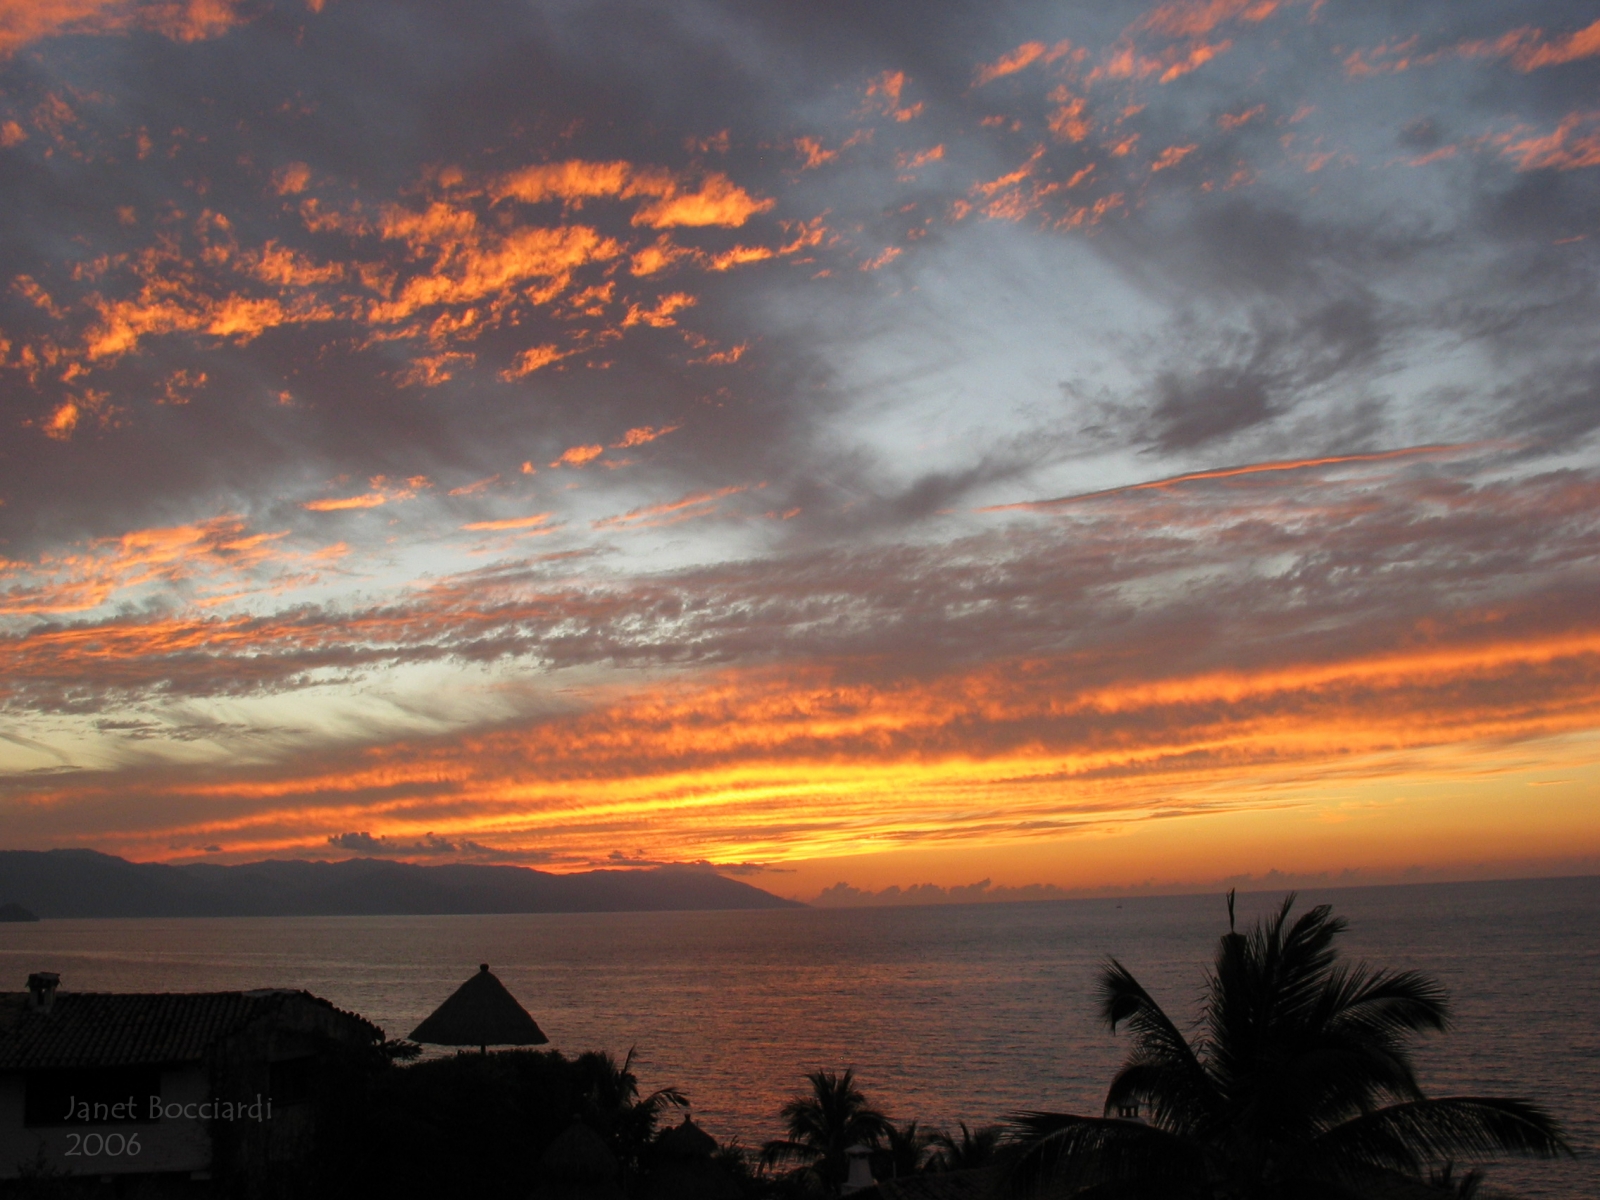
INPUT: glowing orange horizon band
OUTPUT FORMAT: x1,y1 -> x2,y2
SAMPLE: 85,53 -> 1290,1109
978,442 -> 1503,512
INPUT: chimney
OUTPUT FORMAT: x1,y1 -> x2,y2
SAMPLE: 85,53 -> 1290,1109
842,1144 -> 875,1195
26,972 -> 60,1013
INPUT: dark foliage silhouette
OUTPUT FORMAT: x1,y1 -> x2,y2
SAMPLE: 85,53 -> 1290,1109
761,1069 -> 893,1191
1006,893 -> 1570,1199
930,1121 -> 1005,1172
311,1047 -> 688,1199
885,1120 -> 937,1176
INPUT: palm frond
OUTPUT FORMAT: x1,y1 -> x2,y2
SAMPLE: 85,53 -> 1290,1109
1299,1097 -> 1572,1180
1102,1058 -> 1217,1137
1100,960 -> 1209,1088
760,1137 -> 822,1168
1207,895 -> 1346,1084
928,1121 -> 1004,1172
1322,965 -> 1450,1039
639,1086 -> 689,1117
1247,1038 -> 1425,1133
1002,1111 -> 1207,1199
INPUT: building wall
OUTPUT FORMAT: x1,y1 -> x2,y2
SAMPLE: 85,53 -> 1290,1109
209,997 -> 375,1197
0,1064 -> 213,1179
0,993 -> 380,1189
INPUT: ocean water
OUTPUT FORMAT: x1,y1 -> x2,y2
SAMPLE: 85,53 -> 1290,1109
1,876 -> 1595,1197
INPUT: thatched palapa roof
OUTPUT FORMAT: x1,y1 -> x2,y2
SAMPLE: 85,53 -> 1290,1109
409,963 -> 548,1049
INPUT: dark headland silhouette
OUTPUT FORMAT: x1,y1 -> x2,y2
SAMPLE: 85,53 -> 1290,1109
0,849 -> 802,918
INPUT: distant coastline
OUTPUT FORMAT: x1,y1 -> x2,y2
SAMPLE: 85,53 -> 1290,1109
0,849 -> 802,919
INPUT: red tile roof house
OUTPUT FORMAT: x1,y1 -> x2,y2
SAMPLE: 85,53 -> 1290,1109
0,972 -> 383,1194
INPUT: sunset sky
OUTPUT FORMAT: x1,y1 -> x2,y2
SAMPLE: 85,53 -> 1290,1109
2,0 -> 1599,900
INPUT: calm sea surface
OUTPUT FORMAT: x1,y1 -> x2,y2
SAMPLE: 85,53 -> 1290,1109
2,876 -> 1595,1197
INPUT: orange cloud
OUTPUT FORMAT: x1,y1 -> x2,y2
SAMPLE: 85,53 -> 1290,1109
864,71 -> 923,122
246,241 -> 343,287
691,343 -> 746,365
1092,37 -> 1232,83
591,485 -> 746,530
32,612 -> 1600,871
973,40 -> 1075,86
7,454 -> 1597,875
447,475 -> 500,497
41,400 -> 79,440
705,244 -> 775,271
367,214 -> 619,324
623,292 -> 696,328
1405,145 -> 1457,167
1497,112 -> 1600,172
1505,18 -> 1600,70
974,146 -> 1046,197
0,515 -> 299,616
895,145 -> 945,171
551,444 -> 604,468
967,145 -> 1107,225
1218,103 -> 1265,130
28,389 -> 115,440
5,142 -> 796,401
1157,39 -> 1230,81
1452,19 -> 1600,73
158,368 -> 206,406
1133,0 -> 1278,39
459,513 -> 555,532
1047,90 -> 1092,142
271,162 -> 311,195
501,344 -> 569,380
492,160 -> 773,228
303,475 -> 427,512
0,0 -> 249,59
84,285 -> 289,362
395,351 -> 473,388
1053,192 -> 1125,230
791,136 -> 837,170
302,493 -> 388,511
1151,143 -> 1198,171
629,237 -> 693,276
491,159 -> 648,206
632,174 -> 775,229
611,425 -> 680,449
980,443 -> 1489,511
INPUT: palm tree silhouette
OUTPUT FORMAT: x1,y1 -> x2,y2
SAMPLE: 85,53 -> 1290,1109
762,1069 -> 893,1190
571,1047 -> 686,1174
1008,892 -> 1570,1199
886,1120 -> 937,1176
929,1121 -> 1004,1172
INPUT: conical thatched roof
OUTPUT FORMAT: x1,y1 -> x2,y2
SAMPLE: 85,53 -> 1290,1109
408,963 -> 548,1048
655,1115 -> 718,1160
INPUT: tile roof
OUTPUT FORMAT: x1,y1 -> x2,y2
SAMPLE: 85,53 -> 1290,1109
0,990 -> 380,1070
